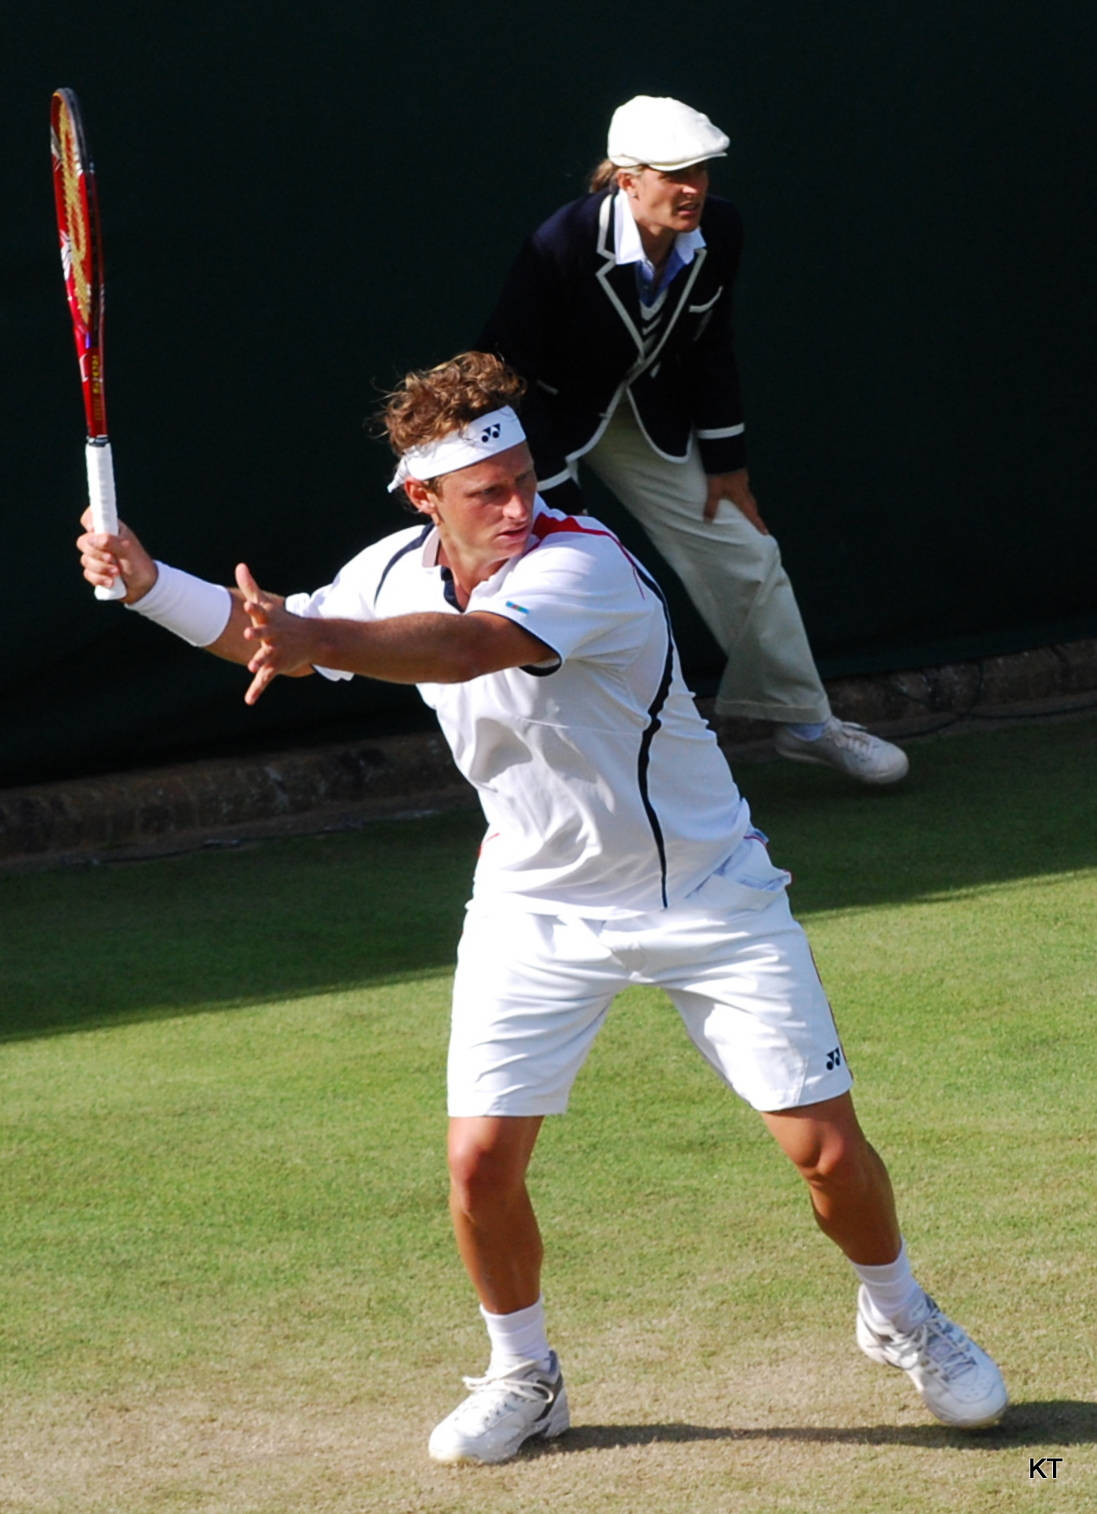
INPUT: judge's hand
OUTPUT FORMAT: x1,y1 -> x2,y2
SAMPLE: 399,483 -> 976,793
704,470 -> 769,534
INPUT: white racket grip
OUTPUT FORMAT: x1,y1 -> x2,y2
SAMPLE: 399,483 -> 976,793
85,439 -> 126,602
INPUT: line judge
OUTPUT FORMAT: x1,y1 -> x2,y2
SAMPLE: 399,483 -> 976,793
479,94 -> 909,785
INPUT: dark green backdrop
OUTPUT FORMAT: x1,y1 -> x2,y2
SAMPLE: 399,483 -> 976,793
7,1 -> 1095,785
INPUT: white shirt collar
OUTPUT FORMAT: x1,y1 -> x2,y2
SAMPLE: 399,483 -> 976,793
612,189 -> 705,271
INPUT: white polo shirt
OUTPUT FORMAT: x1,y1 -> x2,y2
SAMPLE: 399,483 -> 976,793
285,499 -> 752,916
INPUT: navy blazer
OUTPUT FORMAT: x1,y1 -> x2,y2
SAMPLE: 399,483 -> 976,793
479,188 -> 748,507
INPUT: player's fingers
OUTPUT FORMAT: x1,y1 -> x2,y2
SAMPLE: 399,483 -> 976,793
235,561 -> 263,603
235,561 -> 273,626
77,529 -> 112,554
243,663 -> 276,706
79,539 -> 117,578
82,563 -> 118,590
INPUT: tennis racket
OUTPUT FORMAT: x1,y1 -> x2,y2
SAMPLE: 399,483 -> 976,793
51,87 -> 125,601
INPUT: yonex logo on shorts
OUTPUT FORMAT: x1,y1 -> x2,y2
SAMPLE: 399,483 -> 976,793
826,1046 -> 842,1070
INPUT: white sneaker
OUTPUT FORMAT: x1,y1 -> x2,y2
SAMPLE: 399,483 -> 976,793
856,1289 -> 1008,1428
775,718 -> 909,785
428,1353 -> 570,1464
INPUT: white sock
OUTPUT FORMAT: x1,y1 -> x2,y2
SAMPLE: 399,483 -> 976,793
852,1241 -> 929,1333
480,1296 -> 552,1375
783,721 -> 829,741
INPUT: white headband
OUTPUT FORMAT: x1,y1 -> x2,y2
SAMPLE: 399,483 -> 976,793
388,406 -> 527,492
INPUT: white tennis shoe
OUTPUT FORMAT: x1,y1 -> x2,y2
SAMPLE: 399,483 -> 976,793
428,1352 -> 570,1464
775,718 -> 909,784
856,1288 -> 1008,1427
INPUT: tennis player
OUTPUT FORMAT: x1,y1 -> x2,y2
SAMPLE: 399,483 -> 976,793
77,351 -> 1006,1464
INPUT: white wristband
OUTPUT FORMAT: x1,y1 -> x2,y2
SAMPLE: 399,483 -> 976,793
126,561 -> 232,647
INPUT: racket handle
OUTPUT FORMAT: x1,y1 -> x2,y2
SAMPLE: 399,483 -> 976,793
85,439 -> 126,602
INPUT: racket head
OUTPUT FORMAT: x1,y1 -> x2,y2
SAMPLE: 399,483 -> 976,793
50,87 -> 108,439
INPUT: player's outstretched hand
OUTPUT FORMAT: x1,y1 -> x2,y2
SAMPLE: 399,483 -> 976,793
76,509 -> 159,602
235,562 -> 318,706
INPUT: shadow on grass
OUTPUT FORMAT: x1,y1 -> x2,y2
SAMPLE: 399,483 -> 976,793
0,808 -> 485,1043
534,1399 -> 1095,1454
2,718 -> 1094,1042
734,715 -> 1097,917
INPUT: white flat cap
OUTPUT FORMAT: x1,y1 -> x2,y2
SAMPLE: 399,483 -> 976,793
607,95 -> 729,171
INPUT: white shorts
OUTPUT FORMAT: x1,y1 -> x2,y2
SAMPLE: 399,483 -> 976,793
448,837 -> 853,1117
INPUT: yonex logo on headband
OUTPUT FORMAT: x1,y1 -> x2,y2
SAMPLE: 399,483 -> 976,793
388,406 -> 527,492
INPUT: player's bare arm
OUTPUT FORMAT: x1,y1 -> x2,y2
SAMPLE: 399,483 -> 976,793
75,514 -> 550,706
76,513 -> 301,674
235,562 -> 554,708
704,469 -> 769,533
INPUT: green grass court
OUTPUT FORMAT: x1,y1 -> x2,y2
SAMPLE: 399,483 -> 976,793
1,715 -> 1094,1513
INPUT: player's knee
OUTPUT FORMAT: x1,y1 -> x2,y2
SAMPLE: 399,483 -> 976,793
789,1125 -> 867,1189
447,1127 -> 529,1213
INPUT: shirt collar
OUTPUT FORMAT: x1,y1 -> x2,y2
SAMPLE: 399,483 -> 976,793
420,524 -> 442,567
612,188 -> 705,271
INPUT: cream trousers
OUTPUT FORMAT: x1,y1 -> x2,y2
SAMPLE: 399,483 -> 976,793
583,403 -> 831,724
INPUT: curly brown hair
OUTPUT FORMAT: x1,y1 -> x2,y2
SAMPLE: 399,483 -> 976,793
380,351 -> 526,458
